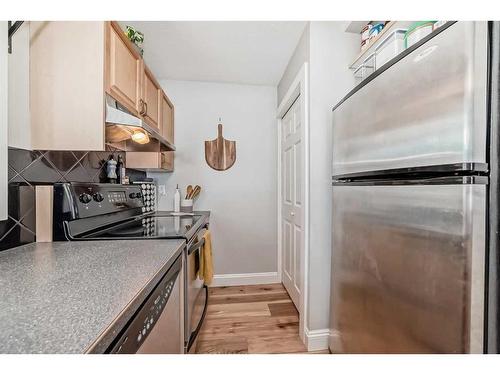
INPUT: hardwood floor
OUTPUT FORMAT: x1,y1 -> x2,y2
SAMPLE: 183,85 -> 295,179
195,283 -> 328,354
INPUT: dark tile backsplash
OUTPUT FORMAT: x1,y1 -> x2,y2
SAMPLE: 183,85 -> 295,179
0,147 -> 146,251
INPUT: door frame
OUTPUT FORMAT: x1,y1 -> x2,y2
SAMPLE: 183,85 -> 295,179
276,63 -> 309,344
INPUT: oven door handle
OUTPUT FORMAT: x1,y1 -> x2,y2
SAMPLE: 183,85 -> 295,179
187,285 -> 209,351
187,237 -> 205,255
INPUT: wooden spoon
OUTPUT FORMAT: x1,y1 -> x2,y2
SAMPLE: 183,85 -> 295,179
186,185 -> 193,199
191,185 -> 201,200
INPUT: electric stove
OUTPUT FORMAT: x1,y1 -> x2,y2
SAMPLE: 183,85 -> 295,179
52,182 -> 208,242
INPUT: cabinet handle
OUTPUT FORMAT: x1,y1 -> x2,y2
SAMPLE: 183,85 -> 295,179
143,101 -> 148,116
139,99 -> 144,115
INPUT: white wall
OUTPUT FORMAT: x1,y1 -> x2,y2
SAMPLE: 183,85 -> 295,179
307,22 -> 358,330
149,80 -> 278,276
277,24 -> 310,104
277,22 -> 358,335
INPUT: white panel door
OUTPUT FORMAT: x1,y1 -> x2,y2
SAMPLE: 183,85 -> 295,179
281,96 -> 303,309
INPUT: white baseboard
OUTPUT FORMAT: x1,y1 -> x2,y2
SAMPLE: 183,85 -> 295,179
211,272 -> 280,287
305,328 -> 330,352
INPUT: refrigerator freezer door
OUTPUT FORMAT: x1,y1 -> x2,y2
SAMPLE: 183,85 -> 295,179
329,181 -> 486,353
332,22 -> 488,177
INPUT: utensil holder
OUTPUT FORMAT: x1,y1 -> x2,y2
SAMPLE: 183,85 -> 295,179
180,199 -> 193,213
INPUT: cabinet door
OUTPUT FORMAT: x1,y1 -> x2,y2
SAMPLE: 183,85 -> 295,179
30,22 -> 105,151
126,152 -> 161,169
161,93 -> 174,144
105,21 -> 142,116
161,152 -> 174,172
142,65 -> 161,129
126,152 -> 173,172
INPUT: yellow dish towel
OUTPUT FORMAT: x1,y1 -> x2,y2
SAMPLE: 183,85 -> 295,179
198,230 -> 214,285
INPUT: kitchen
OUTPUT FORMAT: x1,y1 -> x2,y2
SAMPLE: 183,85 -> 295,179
1,1 -> 500,371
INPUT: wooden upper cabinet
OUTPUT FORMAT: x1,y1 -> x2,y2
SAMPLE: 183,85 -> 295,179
161,93 -> 174,144
30,21 -> 105,151
142,65 -> 161,129
105,21 -> 142,116
28,21 -> 174,152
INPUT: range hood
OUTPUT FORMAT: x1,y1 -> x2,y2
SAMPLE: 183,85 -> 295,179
105,94 -> 175,152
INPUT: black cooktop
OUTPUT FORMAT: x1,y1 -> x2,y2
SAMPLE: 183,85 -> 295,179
81,213 -> 205,240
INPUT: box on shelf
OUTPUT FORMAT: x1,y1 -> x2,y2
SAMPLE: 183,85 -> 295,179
353,53 -> 376,84
404,21 -> 436,48
375,29 -> 407,68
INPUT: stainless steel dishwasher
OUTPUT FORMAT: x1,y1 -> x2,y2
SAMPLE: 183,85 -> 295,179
109,253 -> 184,354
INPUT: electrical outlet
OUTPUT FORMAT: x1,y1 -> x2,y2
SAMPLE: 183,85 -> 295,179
158,185 -> 167,196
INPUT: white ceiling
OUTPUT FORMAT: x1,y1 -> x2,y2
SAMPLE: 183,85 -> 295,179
124,21 -> 307,86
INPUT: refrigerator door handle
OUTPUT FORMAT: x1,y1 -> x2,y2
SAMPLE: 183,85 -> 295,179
331,162 -> 489,182
332,175 -> 488,186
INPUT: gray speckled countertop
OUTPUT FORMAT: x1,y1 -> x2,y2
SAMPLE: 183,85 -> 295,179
0,239 -> 185,354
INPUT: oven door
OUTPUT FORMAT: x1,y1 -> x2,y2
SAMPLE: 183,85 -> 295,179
185,228 -> 209,353
109,254 -> 184,354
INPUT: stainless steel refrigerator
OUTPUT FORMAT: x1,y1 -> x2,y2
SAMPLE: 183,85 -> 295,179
329,21 -> 500,354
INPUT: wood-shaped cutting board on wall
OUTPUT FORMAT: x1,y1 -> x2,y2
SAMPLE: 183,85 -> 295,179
205,123 -> 236,171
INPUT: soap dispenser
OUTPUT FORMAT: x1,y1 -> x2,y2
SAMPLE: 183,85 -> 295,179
174,185 -> 181,213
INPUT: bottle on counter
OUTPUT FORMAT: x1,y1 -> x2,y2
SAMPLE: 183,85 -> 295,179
106,155 -> 118,184
174,184 -> 181,212
117,155 -> 127,184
